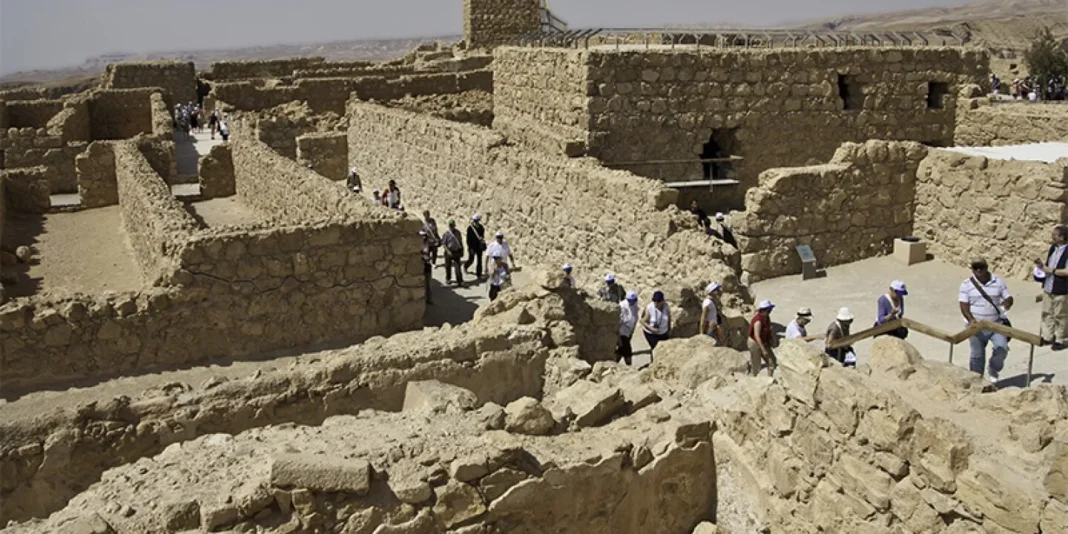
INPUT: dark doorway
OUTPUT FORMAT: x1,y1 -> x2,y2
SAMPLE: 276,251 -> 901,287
701,129 -> 738,180
927,82 -> 950,109
838,75 -> 863,110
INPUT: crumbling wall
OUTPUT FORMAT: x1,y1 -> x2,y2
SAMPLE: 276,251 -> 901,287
735,141 -> 928,283
5,99 -> 64,128
46,100 -> 91,142
348,101 -> 748,336
955,100 -> 1068,146
204,58 -> 327,81
0,128 -> 85,193
88,88 -> 155,140
494,46 -> 989,208
76,141 -> 118,208
198,142 -> 235,198
463,0 -> 541,49
103,61 -> 196,106
914,150 -> 1068,278
149,92 -> 174,140
0,166 -> 50,213
135,135 -> 177,181
296,132 -> 348,181
113,142 -> 198,283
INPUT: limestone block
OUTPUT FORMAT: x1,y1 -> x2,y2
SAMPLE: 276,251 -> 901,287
910,418 -> 973,493
868,337 -> 924,378
692,522 -> 727,534
450,454 -> 489,483
547,381 -> 626,429
269,454 -> 371,494
432,480 -> 486,529
955,458 -> 1043,534
402,380 -> 479,415
504,397 -> 556,436
829,453 -> 893,512
1041,499 -> 1068,534
480,468 -> 530,503
53,513 -> 116,534
1047,432 -> 1068,503
649,336 -> 750,388
775,341 -> 827,407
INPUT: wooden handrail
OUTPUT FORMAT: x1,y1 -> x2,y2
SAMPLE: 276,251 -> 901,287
822,317 -> 1046,387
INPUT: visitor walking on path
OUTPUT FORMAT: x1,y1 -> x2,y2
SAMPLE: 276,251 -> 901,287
422,210 -> 441,265
699,282 -> 724,345
617,290 -> 639,366
562,264 -> 575,288
420,230 -> 433,305
465,215 -> 486,278
640,290 -> 671,355
826,308 -> 857,367
441,220 -> 465,288
875,280 -> 910,339
385,180 -> 401,209
710,213 -> 737,248
486,232 -> 516,270
347,167 -> 363,193
599,273 -> 627,303
959,259 -> 1013,380
747,300 -> 777,376
785,308 -> 812,340
1035,225 -> 1068,350
488,255 -> 510,301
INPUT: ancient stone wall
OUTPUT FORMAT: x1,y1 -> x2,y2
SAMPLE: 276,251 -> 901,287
135,135 -> 177,181
955,100 -> 1068,146
212,71 -> 493,115
76,141 -> 118,208
463,0 -> 541,49
348,101 -> 749,336
914,150 -> 1068,278
103,61 -> 196,106
113,142 -> 198,283
735,141 -> 927,283
88,88 -> 155,140
5,99 -> 64,128
296,132 -> 348,181
149,92 -> 174,140
46,100 -> 91,142
198,143 -> 234,198
0,99 -> 8,131
0,166 -> 50,213
204,58 -> 327,81
494,46 -> 989,209
0,128 -> 85,193
293,56 -> 493,78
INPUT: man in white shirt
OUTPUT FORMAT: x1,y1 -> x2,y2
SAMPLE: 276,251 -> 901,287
958,259 -> 1014,380
785,308 -> 812,340
1035,225 -> 1068,350
640,290 -> 671,357
617,291 -> 639,366
486,232 -> 515,269
699,282 -> 724,344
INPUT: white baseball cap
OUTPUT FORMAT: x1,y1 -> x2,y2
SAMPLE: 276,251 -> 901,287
605,273 -> 616,283
715,212 -> 726,221
473,214 -> 481,221
562,264 -> 572,272
706,282 -> 722,294
837,307 -> 855,321
891,280 -> 908,296
758,299 -> 774,310
625,290 -> 638,301
495,231 -> 504,238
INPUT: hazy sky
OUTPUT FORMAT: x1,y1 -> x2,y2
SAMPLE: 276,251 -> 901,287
1,0 -> 971,75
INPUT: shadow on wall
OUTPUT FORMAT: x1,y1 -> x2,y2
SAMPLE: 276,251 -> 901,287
0,212 -> 45,299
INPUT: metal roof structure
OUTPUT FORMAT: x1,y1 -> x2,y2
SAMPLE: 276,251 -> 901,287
512,27 -> 967,50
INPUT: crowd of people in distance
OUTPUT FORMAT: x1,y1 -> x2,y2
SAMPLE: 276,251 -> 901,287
174,102 -> 229,141
991,73 -> 1067,101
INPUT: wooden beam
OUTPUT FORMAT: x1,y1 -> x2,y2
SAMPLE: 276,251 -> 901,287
900,318 -> 956,343
979,320 -> 1043,346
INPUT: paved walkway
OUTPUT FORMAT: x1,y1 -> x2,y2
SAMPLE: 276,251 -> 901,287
752,256 -> 1064,387
175,130 -> 223,177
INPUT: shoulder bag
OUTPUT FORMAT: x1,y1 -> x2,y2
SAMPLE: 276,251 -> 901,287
970,277 -> 1013,337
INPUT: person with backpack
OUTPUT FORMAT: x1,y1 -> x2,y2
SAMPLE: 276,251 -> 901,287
441,220 -> 465,287
959,258 -> 1014,381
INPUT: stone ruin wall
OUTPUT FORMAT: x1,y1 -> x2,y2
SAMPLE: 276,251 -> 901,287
103,61 -> 197,106
46,99 -> 91,142
149,91 -> 174,140
76,141 -> 118,208
0,128 -> 86,194
0,166 -> 51,213
347,101 -> 751,340
293,55 -> 494,79
955,99 -> 1068,146
4,99 -> 65,129
463,0 -> 541,49
0,134 -> 424,394
197,142 -> 235,199
735,141 -> 927,283
202,58 -> 328,81
296,132 -> 348,181
494,46 -> 989,209
87,88 -> 156,140
915,150 -> 1068,279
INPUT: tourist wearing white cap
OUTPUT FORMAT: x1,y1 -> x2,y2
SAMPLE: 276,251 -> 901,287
640,290 -> 671,356
699,282 -> 725,344
875,280 -> 910,339
617,291 -> 640,365
598,273 -> 627,303
464,215 -> 486,278
826,307 -> 857,367
488,254 -> 510,301
347,167 -> 362,193
562,264 -> 575,288
421,210 -> 441,266
486,231 -> 515,270
785,308 -> 812,340
747,300 -> 777,376
710,212 -> 738,248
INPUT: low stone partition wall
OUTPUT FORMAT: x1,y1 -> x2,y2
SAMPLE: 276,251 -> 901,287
204,57 -> 327,81
735,141 -> 927,283
103,61 -> 196,106
956,100 -> 1068,146
1,166 -> 51,213
348,101 -> 748,337
198,143 -> 234,198
113,142 -> 199,283
0,100 -> 7,129
46,100 -> 91,142
88,88 -> 156,140
0,127 -> 85,194
5,99 -> 64,128
76,142 -> 118,208
915,149 -> 1068,278
296,132 -> 347,181
294,55 -> 493,78
149,92 -> 174,140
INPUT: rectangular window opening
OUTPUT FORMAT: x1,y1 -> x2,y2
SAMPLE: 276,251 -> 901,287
927,81 -> 950,109
838,74 -> 863,110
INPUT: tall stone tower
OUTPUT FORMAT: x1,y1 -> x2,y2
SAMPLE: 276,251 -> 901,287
463,0 -> 542,49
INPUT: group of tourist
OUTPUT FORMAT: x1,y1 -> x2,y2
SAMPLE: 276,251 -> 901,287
418,210 -> 517,304
173,103 -> 229,141
991,74 -> 1067,101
